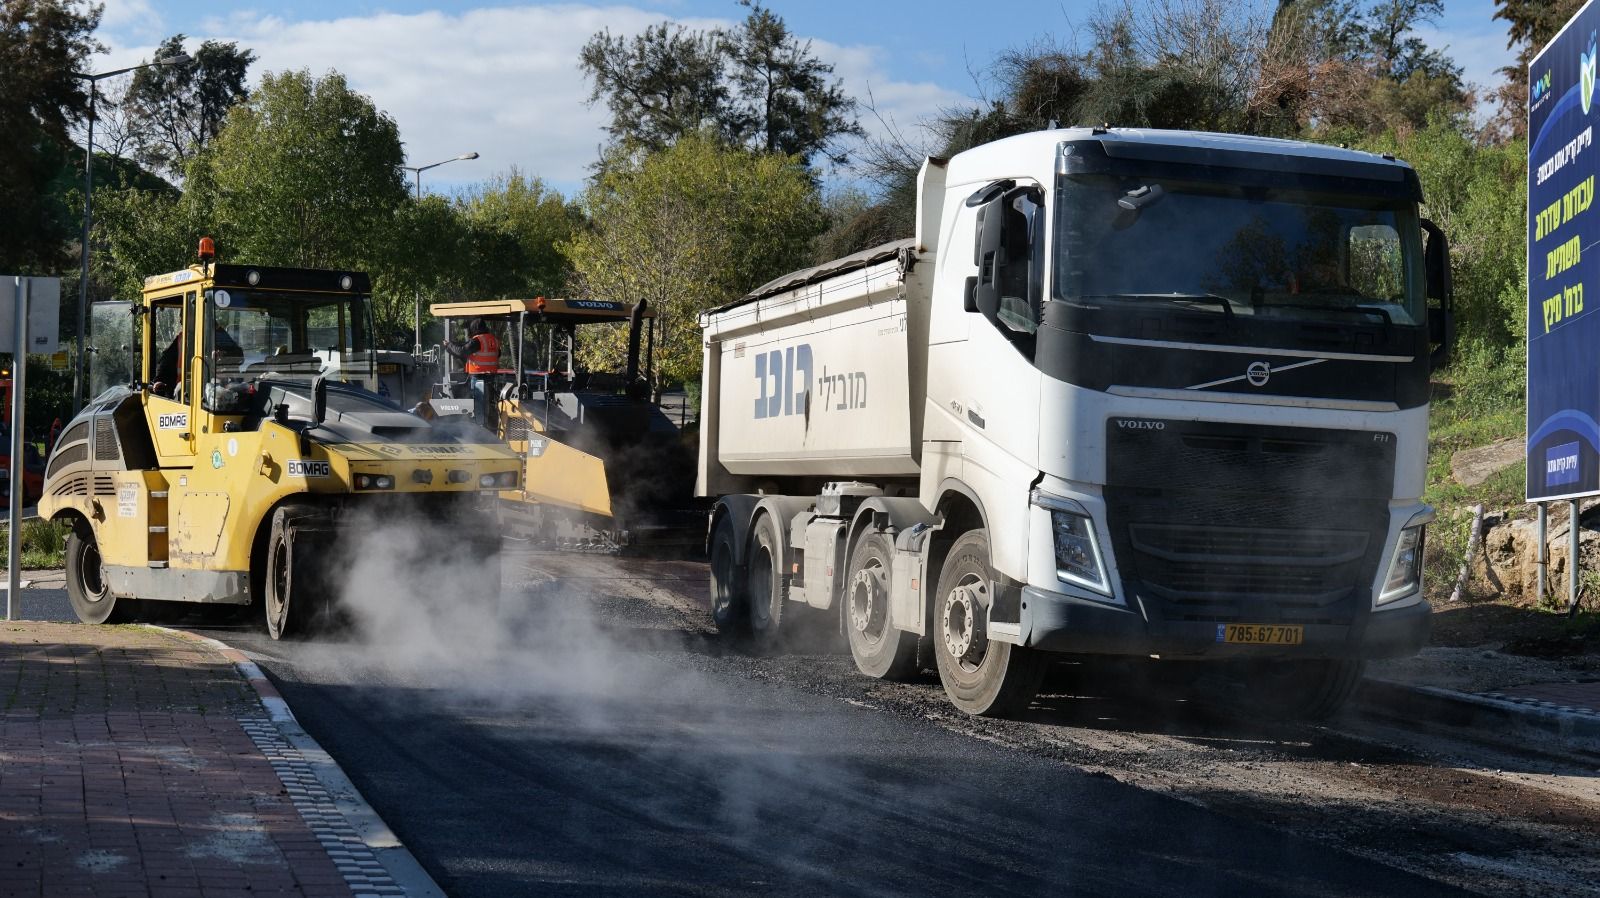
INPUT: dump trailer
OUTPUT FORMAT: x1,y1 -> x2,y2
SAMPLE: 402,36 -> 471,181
699,128 -> 1454,718
40,243 -> 523,639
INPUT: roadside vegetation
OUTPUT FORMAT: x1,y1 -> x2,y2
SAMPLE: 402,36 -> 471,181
0,519 -> 70,570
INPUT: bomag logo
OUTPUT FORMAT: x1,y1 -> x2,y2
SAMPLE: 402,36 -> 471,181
157,413 -> 188,430
286,460 -> 331,477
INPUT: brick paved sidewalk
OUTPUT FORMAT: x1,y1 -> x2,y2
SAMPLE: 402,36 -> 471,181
0,622 -> 354,898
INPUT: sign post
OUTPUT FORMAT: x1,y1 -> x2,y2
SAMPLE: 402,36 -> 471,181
6,278 -> 25,620
1527,0 -> 1600,611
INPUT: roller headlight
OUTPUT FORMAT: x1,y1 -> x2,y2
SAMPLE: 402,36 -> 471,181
1379,523 -> 1425,603
354,473 -> 395,491
480,474 -> 497,488
1050,509 -> 1110,595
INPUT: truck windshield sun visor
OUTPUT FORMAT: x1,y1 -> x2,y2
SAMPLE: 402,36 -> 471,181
1057,138 -> 1424,202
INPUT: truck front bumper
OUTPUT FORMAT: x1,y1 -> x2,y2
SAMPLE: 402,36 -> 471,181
1019,585 -> 1430,660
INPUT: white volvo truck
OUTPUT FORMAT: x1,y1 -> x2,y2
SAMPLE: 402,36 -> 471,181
698,128 -> 1453,718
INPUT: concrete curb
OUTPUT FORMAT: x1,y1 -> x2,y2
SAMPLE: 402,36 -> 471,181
154,626 -> 446,898
1356,676 -> 1600,757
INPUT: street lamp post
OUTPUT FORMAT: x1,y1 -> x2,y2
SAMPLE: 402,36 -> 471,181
70,52 -> 190,414
401,152 -> 479,356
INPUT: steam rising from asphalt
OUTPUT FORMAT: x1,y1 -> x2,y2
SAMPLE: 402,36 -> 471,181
302,505 -> 917,894
317,505 -> 635,710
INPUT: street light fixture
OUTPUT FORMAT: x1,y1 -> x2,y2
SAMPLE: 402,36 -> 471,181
401,152 -> 480,356
70,51 -> 191,414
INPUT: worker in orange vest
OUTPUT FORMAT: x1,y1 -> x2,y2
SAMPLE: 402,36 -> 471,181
443,318 -> 501,429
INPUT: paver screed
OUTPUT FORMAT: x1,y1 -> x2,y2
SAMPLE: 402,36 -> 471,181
0,622 -> 354,898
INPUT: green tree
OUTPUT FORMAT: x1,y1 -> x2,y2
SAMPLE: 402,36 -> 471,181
579,23 -> 733,152
580,3 -> 860,166
454,169 -> 581,299
125,34 -> 255,177
725,1 -> 862,164
0,0 -> 101,273
93,69 -> 413,335
564,134 -> 824,388
199,69 -> 408,273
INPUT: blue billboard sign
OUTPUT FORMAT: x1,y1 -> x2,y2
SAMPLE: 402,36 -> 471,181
1529,0 -> 1600,501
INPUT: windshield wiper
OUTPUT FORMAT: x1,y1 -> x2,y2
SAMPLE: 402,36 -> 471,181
1270,303 -> 1392,324
1086,293 -> 1236,320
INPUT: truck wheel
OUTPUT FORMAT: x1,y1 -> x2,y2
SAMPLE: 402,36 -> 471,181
746,513 -> 786,648
65,529 -> 136,625
931,529 -> 1046,717
264,506 -> 319,641
844,529 -> 918,679
708,514 -> 747,634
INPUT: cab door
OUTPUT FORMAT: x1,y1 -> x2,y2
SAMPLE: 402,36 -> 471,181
144,292 -> 197,465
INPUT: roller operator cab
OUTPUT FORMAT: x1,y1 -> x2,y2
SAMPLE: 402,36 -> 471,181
41,246 -> 522,639
699,128 -> 1453,719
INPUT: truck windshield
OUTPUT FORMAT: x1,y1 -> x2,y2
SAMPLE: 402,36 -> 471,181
201,288 -> 377,413
1053,175 -> 1425,327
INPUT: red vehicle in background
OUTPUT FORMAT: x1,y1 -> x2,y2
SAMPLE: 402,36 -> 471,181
0,373 -> 46,508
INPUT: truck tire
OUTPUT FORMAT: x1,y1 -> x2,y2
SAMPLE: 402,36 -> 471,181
65,529 -> 137,625
746,513 -> 787,648
264,506 -> 320,641
708,514 -> 747,635
931,529 -> 1046,717
844,528 -> 918,679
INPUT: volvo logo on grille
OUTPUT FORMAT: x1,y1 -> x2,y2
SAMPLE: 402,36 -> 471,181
1115,419 -> 1165,430
1245,361 -> 1272,387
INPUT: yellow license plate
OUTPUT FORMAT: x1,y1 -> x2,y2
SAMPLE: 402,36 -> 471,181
378,364 -> 400,374
1217,624 -> 1303,645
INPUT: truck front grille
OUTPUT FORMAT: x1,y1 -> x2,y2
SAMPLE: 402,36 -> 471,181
1104,420 -> 1395,626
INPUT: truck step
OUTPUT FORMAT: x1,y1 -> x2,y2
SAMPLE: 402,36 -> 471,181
147,561 -> 168,569
149,526 -> 167,533
150,491 -> 169,499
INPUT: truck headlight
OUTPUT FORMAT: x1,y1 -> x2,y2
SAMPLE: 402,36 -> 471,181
1050,510 -> 1111,596
1378,524 -> 1425,603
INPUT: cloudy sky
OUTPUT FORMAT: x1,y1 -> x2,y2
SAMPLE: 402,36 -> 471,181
92,0 -> 1519,197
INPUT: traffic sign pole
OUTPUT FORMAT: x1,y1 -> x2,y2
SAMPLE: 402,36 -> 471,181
7,277 -> 27,620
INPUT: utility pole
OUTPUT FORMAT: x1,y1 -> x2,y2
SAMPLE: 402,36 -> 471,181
400,152 -> 479,355
70,52 -> 190,414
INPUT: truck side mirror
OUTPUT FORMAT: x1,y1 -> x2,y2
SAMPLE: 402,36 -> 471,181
971,200 -> 1004,325
1421,218 -> 1454,369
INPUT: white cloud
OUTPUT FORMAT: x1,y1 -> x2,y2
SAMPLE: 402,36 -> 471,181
97,0 -> 164,43
91,4 -> 966,196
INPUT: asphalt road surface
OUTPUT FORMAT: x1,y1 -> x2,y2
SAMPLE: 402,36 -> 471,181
21,552 -> 1594,897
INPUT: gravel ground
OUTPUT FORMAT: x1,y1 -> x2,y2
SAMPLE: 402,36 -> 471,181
520,553 -> 1600,898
